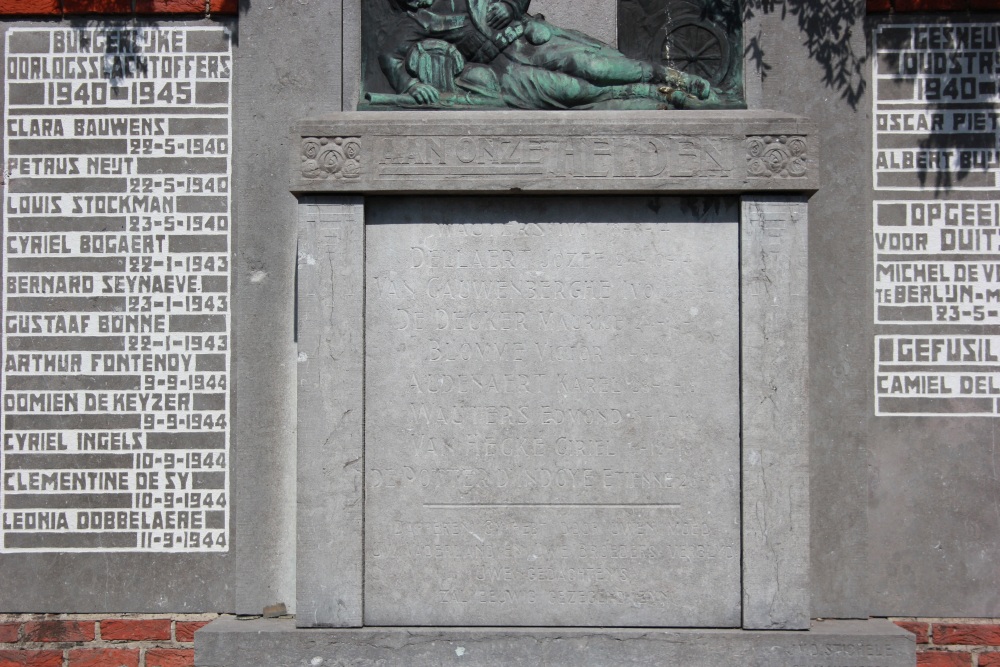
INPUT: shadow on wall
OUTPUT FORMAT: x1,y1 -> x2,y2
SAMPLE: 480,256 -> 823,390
59,10 -> 241,88
736,0 -> 867,110
875,22 -> 994,193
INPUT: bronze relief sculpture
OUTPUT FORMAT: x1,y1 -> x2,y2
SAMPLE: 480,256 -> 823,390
363,0 -> 740,110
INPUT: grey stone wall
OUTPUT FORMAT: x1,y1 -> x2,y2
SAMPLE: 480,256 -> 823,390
0,0 -> 997,626
865,15 -> 1000,617
0,19 -> 239,612
229,0 -> 344,617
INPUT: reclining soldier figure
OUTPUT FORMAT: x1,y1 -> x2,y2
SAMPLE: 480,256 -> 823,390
377,0 -> 718,109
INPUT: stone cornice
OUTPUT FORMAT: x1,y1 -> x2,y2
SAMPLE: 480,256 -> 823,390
291,110 -> 818,194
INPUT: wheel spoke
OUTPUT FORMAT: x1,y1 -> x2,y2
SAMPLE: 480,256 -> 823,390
660,21 -> 730,82
691,40 -> 718,58
671,36 -> 695,55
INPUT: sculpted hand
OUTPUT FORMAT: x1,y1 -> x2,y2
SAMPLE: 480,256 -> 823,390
409,83 -> 440,105
487,3 -> 513,29
682,73 -> 712,100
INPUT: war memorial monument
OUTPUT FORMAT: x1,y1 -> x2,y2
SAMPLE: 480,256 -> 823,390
0,0 -> 999,665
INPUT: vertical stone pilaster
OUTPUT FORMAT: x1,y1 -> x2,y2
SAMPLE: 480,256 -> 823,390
741,195 -> 811,630
296,197 -> 365,627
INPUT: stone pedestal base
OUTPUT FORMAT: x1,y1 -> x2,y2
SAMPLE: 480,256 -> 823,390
195,618 -> 915,666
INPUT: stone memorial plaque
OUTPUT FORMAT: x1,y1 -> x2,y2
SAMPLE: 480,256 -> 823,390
364,196 -> 740,627
1,26 -> 232,552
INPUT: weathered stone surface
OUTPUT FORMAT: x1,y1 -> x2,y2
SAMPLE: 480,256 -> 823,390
739,0 -> 870,618
292,111 -> 818,193
343,0 -> 362,110
869,425 -> 1000,617
363,196 -> 740,626
741,196 -> 810,629
296,198 -> 365,628
195,618 -> 916,667
231,0 -> 346,617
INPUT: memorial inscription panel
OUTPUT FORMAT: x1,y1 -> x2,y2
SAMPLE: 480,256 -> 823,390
1,26 -> 232,552
874,23 -> 1000,416
364,196 -> 740,627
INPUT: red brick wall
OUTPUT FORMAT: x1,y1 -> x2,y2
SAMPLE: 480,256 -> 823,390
0,0 -> 237,16
868,0 -> 1000,11
894,619 -> 1000,666
0,615 -> 217,667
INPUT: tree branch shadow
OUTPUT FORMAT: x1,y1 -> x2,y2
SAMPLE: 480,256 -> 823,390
873,24 -> 996,194
742,0 -> 867,110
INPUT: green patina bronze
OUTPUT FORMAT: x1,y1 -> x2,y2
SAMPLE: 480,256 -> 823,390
361,0 -> 742,110
619,0 -> 744,106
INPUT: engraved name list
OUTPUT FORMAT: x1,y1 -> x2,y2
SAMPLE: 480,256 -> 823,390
1,26 -> 232,552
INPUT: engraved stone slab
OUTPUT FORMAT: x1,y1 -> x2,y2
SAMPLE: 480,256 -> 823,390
364,196 -> 740,627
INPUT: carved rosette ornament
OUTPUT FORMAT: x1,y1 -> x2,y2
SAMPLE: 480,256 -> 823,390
301,137 -> 362,180
746,135 -> 808,179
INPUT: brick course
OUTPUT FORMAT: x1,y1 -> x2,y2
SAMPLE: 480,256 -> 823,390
208,0 -> 236,12
896,619 -> 1000,667
0,651 -> 63,667
100,620 -> 171,643
173,622 -> 208,644
22,621 -> 95,644
895,0 -> 969,10
0,0 -> 237,15
0,615 -> 216,666
0,0 -> 60,15
935,624 -> 1000,646
145,648 -> 194,667
917,651 -> 973,667
0,627 -> 19,645
135,0 -> 206,14
67,648 -> 140,667
869,0 -> 1000,10
62,0 -> 130,12
898,621 -> 932,644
